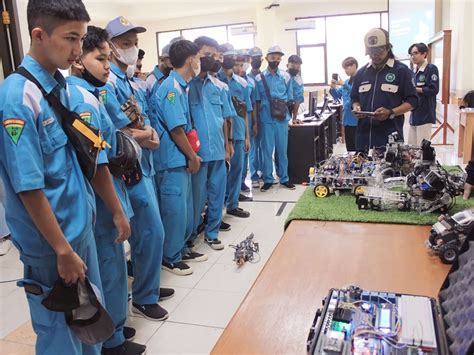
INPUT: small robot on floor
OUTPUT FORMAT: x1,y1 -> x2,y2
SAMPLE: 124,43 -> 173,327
426,209 -> 474,264
230,233 -> 260,267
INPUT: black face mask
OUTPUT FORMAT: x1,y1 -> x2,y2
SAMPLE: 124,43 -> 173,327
251,59 -> 262,70
82,65 -> 107,87
288,68 -> 299,77
268,61 -> 280,70
222,57 -> 236,70
163,66 -> 172,77
210,60 -> 222,73
200,56 -> 215,73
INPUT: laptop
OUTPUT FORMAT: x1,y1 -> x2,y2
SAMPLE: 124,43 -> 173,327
307,239 -> 474,355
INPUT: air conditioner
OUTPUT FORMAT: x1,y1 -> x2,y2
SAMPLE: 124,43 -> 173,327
284,20 -> 315,31
231,25 -> 257,36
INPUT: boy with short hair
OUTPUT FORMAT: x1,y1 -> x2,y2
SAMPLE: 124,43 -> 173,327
68,25 -> 146,354
0,1 -> 121,353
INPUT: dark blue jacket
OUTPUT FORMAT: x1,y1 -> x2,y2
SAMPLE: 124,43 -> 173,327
351,58 -> 418,151
410,62 -> 439,126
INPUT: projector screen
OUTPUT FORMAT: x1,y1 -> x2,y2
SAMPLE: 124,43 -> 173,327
389,0 -> 435,60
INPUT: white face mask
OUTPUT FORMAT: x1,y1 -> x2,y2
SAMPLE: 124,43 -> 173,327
114,44 -> 139,66
243,62 -> 250,72
126,65 -> 135,78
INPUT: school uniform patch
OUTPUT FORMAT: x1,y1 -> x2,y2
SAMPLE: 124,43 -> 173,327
79,112 -> 92,124
99,90 -> 107,105
431,74 -> 438,81
3,119 -> 25,145
418,74 -> 425,82
167,92 -> 176,103
385,73 -> 396,82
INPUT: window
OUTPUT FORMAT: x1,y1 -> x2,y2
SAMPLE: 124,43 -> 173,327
296,12 -> 388,86
156,23 -> 255,59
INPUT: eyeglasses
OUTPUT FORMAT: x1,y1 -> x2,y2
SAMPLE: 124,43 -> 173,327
410,51 -> 420,57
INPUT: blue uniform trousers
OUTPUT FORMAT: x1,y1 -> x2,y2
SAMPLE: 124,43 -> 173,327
261,121 -> 289,184
191,160 -> 226,241
155,167 -> 193,264
127,175 -> 164,304
226,140 -> 245,210
18,232 -> 102,355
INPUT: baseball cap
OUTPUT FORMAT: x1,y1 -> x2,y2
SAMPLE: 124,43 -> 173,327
106,16 -> 146,39
221,43 -> 237,56
364,28 -> 389,51
63,278 -> 114,345
267,45 -> 284,56
249,47 -> 263,57
237,48 -> 250,57
161,44 -> 171,58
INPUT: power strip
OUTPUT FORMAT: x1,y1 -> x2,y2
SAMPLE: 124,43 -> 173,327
398,295 -> 437,348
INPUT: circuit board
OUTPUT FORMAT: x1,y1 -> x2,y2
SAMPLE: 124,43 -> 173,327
308,287 -> 444,355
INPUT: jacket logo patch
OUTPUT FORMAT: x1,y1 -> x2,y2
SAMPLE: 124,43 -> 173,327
79,112 -> 92,124
385,73 -> 396,83
3,119 -> 25,145
431,74 -> 438,81
167,92 -> 176,103
99,90 -> 107,105
418,74 -> 425,82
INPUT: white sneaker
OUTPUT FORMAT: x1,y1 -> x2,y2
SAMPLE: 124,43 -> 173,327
251,180 -> 260,188
0,237 -> 12,256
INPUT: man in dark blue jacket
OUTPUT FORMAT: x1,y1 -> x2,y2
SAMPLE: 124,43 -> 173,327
407,42 -> 439,146
351,28 -> 418,152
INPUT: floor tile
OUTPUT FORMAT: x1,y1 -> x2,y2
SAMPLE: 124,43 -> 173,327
0,246 -> 22,270
3,321 -> 35,346
146,322 -> 223,355
0,340 -> 34,355
0,267 -> 23,298
169,289 -> 245,328
124,315 -> 164,345
0,289 -> 30,338
159,260 -> 213,289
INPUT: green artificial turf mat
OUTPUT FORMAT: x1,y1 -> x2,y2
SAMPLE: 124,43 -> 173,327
285,187 -> 474,229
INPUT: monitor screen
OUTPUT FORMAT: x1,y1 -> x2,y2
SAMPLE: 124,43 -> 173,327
308,91 -> 318,116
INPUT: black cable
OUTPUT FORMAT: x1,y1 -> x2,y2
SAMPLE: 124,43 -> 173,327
0,278 -> 21,284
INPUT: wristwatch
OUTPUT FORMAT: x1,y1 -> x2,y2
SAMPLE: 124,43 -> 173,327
388,109 -> 396,120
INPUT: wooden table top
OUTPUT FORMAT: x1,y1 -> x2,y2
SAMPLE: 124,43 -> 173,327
212,220 -> 451,355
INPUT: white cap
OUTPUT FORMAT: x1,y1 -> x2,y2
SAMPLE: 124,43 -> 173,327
267,45 -> 284,56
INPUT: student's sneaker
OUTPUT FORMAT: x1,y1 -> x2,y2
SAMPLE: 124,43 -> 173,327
102,340 -> 146,355
0,237 -> 12,256
219,221 -> 231,232
132,303 -> 169,321
123,326 -> 136,341
251,180 -> 260,188
196,221 -> 206,236
204,238 -> 225,250
127,260 -> 133,279
186,239 -> 195,249
227,208 -> 250,218
260,183 -> 273,192
280,181 -> 296,190
159,288 -> 175,301
241,183 -> 250,192
161,260 -> 193,276
239,193 -> 253,202
182,251 -> 208,262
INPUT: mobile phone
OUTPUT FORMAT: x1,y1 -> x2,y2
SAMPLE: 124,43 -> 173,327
353,110 -> 376,116
332,73 -> 339,81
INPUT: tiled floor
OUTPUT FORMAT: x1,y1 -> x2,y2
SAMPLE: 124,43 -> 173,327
0,137 -> 460,354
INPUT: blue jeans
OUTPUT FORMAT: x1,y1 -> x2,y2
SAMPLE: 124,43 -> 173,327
261,121 -> 289,184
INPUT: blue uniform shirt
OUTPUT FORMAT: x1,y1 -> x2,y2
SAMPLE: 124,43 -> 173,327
146,66 -> 166,105
410,61 -> 439,126
329,79 -> 358,127
350,58 -> 418,149
0,55 -> 96,258
254,69 -> 293,123
218,71 -> 252,141
105,62 -> 154,177
290,74 -> 305,104
66,76 -> 133,222
153,70 -> 192,171
188,74 -> 232,162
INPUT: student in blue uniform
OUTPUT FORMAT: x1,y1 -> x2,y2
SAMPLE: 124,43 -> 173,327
330,57 -> 359,152
351,28 -> 418,152
188,36 -> 234,250
68,25 -> 146,355
254,46 -> 296,192
218,44 -> 252,218
0,1 -> 125,353
146,43 -> 172,103
104,16 -> 172,321
287,54 -> 304,124
151,40 -> 202,275
247,47 -> 264,187
408,42 -> 439,146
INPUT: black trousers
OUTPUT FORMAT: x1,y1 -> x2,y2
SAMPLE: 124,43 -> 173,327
344,125 -> 357,152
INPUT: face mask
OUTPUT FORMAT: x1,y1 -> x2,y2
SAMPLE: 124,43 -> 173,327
210,61 -> 222,73
242,62 -> 250,72
288,68 -> 299,77
268,61 -> 280,70
114,44 -> 139,66
251,59 -> 262,70
82,64 -> 107,87
200,56 -> 215,73
163,66 -> 172,77
126,65 -> 135,78
222,57 -> 236,70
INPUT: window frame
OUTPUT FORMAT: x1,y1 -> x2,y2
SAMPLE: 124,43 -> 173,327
156,22 -> 256,60
295,11 -> 388,86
